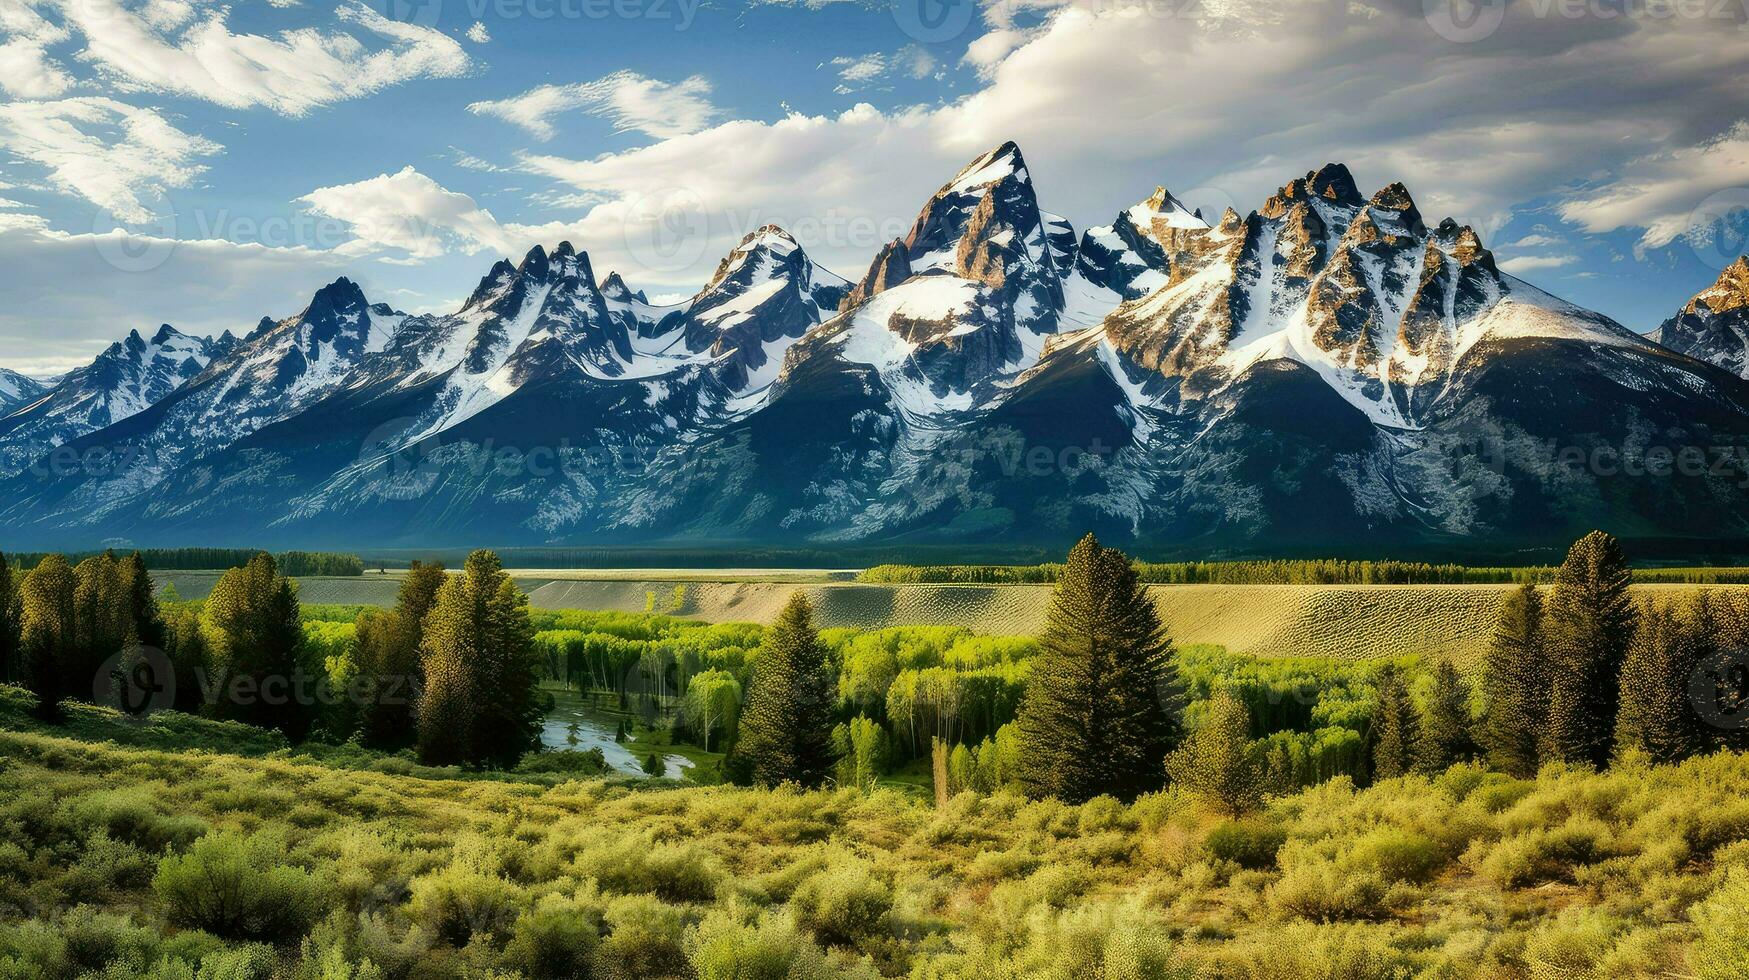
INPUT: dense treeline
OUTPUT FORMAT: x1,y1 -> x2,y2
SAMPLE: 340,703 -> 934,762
861,559 -> 1749,585
10,548 -> 365,576
0,548 -> 546,769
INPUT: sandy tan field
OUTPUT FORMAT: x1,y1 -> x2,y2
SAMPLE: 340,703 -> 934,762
156,571 -> 1748,664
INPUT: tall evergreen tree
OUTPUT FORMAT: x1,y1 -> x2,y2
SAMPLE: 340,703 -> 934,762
417,574 -> 477,766
732,593 -> 837,788
203,554 -> 310,739
1541,531 -> 1637,768
0,553 -> 20,686
415,552 -> 540,768
1015,533 -> 1179,804
1414,660 -> 1475,774
71,553 -> 131,691
1370,666 -> 1418,781
19,555 -> 77,721
1480,582 -> 1547,778
122,553 -> 167,651
1615,596 -> 1706,763
164,607 -> 209,716
1166,689 -> 1262,815
1700,593 -> 1749,753
357,560 -> 447,749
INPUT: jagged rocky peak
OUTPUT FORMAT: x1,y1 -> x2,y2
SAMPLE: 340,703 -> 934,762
1262,163 -> 1365,217
903,140 -> 1056,292
1657,256 -> 1749,378
600,271 -> 647,305
1431,218 -> 1498,273
843,238 -> 914,310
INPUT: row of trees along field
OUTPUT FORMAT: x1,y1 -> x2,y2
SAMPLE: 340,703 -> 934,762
582,530 -> 1746,809
8,548 -> 365,576
4,530 -> 1744,802
0,548 -> 546,768
859,558 -> 1749,585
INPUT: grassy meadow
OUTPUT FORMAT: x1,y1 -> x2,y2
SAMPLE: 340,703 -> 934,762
2,688 -> 1749,979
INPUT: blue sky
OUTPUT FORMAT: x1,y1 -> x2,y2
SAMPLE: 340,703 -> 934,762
1,0 -> 1746,374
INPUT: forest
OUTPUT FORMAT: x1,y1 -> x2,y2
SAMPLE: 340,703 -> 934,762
0,532 -> 1746,977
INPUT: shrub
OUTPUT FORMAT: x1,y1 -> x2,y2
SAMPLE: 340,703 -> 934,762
686,905 -> 831,980
789,857 -> 892,947
574,835 -> 725,903
153,832 -> 331,941
1204,820 -> 1287,871
597,895 -> 691,980
1690,868 -> 1749,979
406,862 -> 525,946
502,892 -> 603,979
1269,860 -> 1393,923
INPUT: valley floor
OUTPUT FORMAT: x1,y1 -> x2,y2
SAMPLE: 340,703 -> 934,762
1,706 -> 1746,979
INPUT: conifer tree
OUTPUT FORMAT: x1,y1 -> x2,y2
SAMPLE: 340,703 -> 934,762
357,560 -> 447,749
71,553 -> 131,690
19,555 -> 76,721
1015,533 -> 1179,804
122,553 -> 166,651
1480,582 -> 1547,778
0,553 -> 20,686
1541,531 -> 1637,768
1414,660 -> 1475,774
1370,666 -> 1418,781
731,593 -> 836,788
1166,689 -> 1262,815
415,551 -> 541,768
416,574 -> 474,766
203,554 -> 309,738
1699,594 -> 1749,753
1615,596 -> 1705,763
164,606 -> 209,716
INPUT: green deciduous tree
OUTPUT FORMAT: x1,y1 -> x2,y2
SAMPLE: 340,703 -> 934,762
684,669 -> 741,753
415,551 -> 541,768
1414,660 -> 1475,774
203,553 -> 310,739
1016,533 -> 1180,804
19,554 -> 76,721
732,593 -> 836,788
1370,666 -> 1418,781
1542,531 -> 1637,768
0,553 -> 20,686
1166,689 -> 1263,815
355,560 -> 448,750
1616,596 -> 1706,764
1480,582 -> 1547,778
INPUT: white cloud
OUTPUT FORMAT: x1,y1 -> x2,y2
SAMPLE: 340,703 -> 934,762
466,21 -> 491,43
18,0 -> 470,116
0,2 -> 74,98
0,223 -> 355,371
299,167 -> 521,259
467,71 -> 718,142
833,54 -> 886,85
1558,122 -> 1749,250
501,0 -> 1749,288
0,98 -> 220,222
1499,254 -> 1579,274
1505,234 -> 1564,249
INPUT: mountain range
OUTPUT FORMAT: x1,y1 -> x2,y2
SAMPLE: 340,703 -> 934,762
5,141 -> 1749,558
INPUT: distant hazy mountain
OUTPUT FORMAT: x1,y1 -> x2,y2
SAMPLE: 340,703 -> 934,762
3,143 -> 1749,556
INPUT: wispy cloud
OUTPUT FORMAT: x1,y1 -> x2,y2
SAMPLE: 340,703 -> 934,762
2,0 -> 471,116
0,98 -> 219,222
467,71 -> 718,142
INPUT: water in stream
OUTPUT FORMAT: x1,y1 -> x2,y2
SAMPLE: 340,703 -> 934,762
539,700 -> 694,778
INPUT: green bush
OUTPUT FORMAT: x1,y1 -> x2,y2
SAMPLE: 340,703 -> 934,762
788,857 -> 893,947
502,892 -> 602,979
685,905 -> 831,980
406,861 -> 525,946
1204,820 -> 1287,870
574,835 -> 725,903
1690,868 -> 1749,979
152,832 -> 331,941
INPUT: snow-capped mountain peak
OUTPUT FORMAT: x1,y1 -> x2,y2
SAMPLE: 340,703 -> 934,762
1657,255 -> 1749,377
